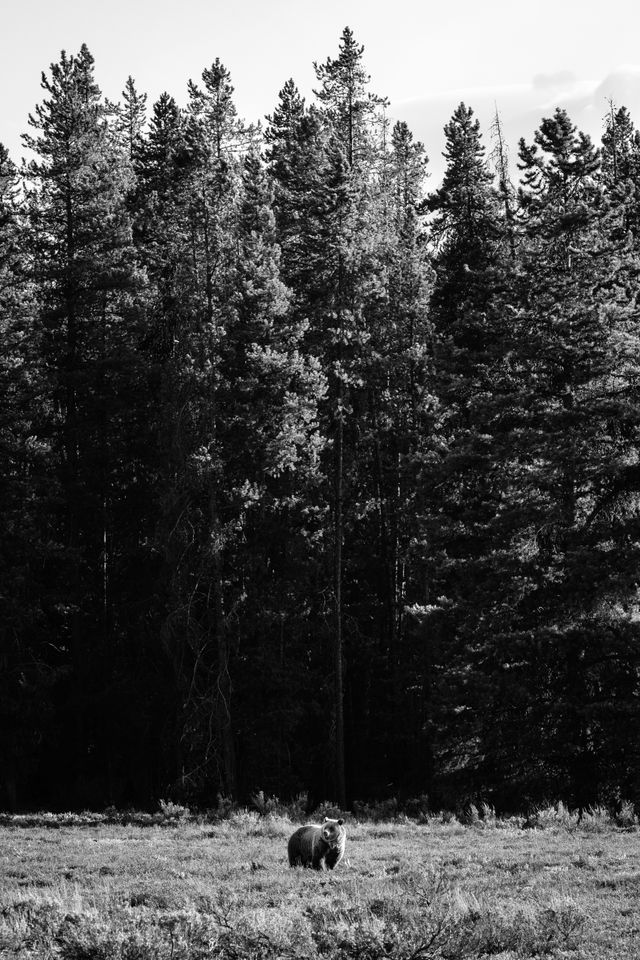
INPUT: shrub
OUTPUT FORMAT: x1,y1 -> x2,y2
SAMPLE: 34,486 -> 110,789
403,794 -> 431,822
250,790 -> 307,821
437,809 -> 459,825
308,800 -> 350,822
352,798 -> 399,822
479,802 -> 496,825
203,794 -> 239,821
580,805 -> 614,832
158,799 -> 190,822
528,801 -> 579,830
459,803 -> 480,826
615,799 -> 638,828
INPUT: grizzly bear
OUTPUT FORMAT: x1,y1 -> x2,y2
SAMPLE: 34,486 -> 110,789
287,817 -> 346,870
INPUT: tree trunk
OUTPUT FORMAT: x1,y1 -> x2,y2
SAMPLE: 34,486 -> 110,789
333,379 -> 346,809
210,496 -> 236,798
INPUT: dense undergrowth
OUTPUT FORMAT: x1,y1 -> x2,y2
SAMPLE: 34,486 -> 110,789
1,794 -> 637,830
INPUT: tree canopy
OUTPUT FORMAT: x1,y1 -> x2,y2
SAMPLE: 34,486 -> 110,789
1,37 -> 639,814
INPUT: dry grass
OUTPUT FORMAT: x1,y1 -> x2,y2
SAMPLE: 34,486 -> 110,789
0,811 -> 638,958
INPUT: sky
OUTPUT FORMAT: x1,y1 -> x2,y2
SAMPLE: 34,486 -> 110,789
2,0 -> 640,183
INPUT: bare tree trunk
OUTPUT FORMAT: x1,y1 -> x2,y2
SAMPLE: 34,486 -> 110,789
333,381 -> 346,809
210,494 -> 236,798
490,107 -> 516,260
214,578 -> 236,797
371,401 -> 399,681
64,184 -> 85,778
607,98 -> 618,184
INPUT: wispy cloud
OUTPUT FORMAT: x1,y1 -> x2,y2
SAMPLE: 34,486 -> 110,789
393,82 -> 531,108
391,66 -> 640,184
532,70 -> 578,91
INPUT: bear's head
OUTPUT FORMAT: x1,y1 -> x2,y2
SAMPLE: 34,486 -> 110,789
321,817 -> 345,846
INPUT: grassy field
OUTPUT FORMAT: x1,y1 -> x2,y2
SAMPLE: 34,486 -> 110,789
0,808 -> 638,959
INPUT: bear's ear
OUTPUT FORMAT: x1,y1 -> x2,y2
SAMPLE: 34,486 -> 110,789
337,818 -> 344,825
323,816 -> 329,822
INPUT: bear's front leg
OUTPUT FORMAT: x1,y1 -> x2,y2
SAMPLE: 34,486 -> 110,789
324,848 -> 339,870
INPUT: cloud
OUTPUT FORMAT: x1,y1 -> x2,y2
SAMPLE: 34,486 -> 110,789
532,70 -> 578,90
390,65 -> 640,185
593,65 -> 640,108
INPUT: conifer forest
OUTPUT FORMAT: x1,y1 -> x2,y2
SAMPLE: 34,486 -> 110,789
2,28 -> 640,814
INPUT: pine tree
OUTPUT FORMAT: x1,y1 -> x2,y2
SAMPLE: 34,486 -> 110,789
488,108 -> 640,806
310,30 -> 388,806
416,103 -> 517,802
218,150 -> 326,795
352,119 -> 436,794
264,79 -> 312,290
22,45 -> 147,802
601,103 -> 640,241
314,26 -> 386,168
115,76 -> 148,160
163,60 -> 247,797
184,59 -> 254,326
134,92 -> 193,360
144,66 -> 326,800
428,103 -> 503,334
601,102 -> 640,188
265,79 -> 306,179
138,92 -> 189,198
0,143 -> 46,809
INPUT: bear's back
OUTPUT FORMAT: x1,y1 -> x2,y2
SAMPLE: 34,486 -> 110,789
287,823 -> 324,866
